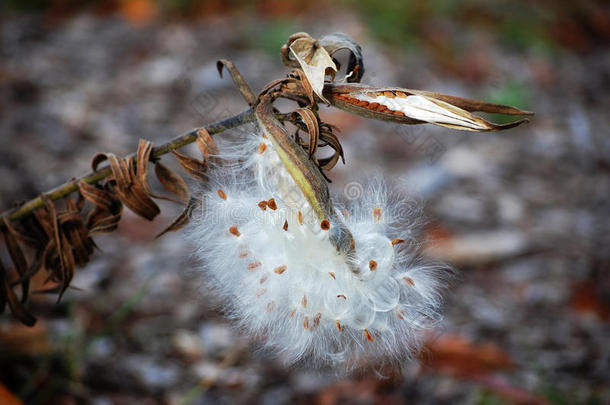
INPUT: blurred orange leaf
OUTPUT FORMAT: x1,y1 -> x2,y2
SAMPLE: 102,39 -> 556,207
119,0 -> 157,26
423,334 -> 514,377
0,383 -> 23,405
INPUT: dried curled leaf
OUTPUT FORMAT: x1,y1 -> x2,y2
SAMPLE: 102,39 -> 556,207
217,59 -> 256,106
283,32 -> 337,104
318,32 -> 364,83
326,84 -> 533,131
93,140 -> 160,220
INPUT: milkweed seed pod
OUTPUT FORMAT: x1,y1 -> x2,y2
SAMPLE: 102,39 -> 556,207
188,125 -> 451,372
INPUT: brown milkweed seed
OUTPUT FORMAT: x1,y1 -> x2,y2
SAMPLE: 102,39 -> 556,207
369,260 -> 378,271
267,198 -> 277,210
259,275 -> 268,284
328,272 -> 336,280
391,238 -> 405,246
255,288 -> 266,297
383,91 -> 395,98
265,301 -> 275,313
248,261 -> 262,271
229,226 -> 240,237
289,309 -> 296,319
274,265 -> 287,274
335,320 -> 342,332
372,207 -> 382,223
337,294 -> 347,300
297,211 -> 303,225
313,312 -> 322,327
257,143 -> 267,154
258,200 -> 268,210
238,251 -> 249,258
301,295 -> 307,308
364,329 -> 374,342
283,219 -> 288,231
217,189 -> 227,200
303,316 -> 310,330
320,219 -> 330,230
404,276 -> 415,286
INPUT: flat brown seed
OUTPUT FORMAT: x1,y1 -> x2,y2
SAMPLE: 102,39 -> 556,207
260,275 -> 268,284
395,91 -> 408,98
283,220 -> 288,231
335,320 -> 342,332
256,288 -> 266,297
383,91 -> 395,98
248,261 -> 262,271
313,312 -> 321,327
217,189 -> 227,200
267,198 -> 277,210
257,143 -> 267,154
303,316 -> 310,330
258,200 -> 268,211
392,111 -> 405,116
372,207 -> 382,223
391,238 -> 405,246
404,276 -> 415,286
369,260 -> 378,271
229,226 -> 241,237
238,251 -> 249,258
297,211 -> 303,225
364,329 -> 374,342
369,102 -> 380,110
337,294 -> 347,300
328,272 -> 336,280
265,301 -> 275,312
396,309 -> 406,320
289,309 -> 296,319
301,295 -> 307,308
274,265 -> 287,274
320,219 -> 330,230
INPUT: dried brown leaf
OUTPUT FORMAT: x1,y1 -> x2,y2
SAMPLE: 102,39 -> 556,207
156,196 -> 197,238
294,108 -> 320,158
171,150 -> 208,182
195,128 -> 218,162
288,34 -> 337,104
1,258 -> 36,326
216,59 -> 256,106
318,32 -> 365,83
154,161 -> 190,203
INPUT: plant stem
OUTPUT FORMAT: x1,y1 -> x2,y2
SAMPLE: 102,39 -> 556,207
0,108 -> 258,228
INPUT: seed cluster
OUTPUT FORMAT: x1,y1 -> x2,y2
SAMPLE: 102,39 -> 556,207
331,90 -> 410,116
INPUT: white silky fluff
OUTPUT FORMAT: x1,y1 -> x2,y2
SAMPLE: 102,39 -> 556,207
188,128 -> 450,371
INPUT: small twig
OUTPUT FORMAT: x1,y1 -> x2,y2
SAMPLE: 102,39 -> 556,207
0,108 -> 259,228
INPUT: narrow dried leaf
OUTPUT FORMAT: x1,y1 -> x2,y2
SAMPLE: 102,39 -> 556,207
196,128 -> 218,162
216,59 -> 256,106
2,219 -> 29,302
1,259 -> 36,326
294,108 -> 320,157
171,150 -> 209,182
156,196 -> 197,238
154,161 -> 190,203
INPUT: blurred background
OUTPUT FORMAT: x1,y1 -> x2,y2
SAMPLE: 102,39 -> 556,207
1,1 -> 609,404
